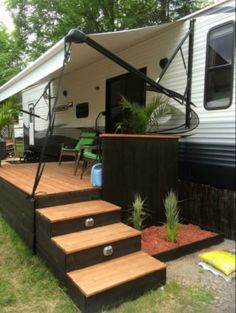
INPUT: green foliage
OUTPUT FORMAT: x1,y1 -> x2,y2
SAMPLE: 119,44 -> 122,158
127,193 -> 149,230
0,23 -> 22,86
0,100 -> 20,136
5,0 -> 210,62
106,280 -> 214,313
117,95 -> 175,134
15,142 -> 24,157
0,214 -> 78,312
164,190 -> 180,242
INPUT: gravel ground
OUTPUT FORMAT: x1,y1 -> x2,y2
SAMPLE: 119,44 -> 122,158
166,239 -> 236,313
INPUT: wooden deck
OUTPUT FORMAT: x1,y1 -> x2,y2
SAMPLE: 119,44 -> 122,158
0,161 -> 94,198
0,159 -> 167,312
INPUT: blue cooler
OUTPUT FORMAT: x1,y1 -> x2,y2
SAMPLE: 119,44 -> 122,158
91,163 -> 102,187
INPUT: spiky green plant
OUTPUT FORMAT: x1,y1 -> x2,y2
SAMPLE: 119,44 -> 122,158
127,194 -> 149,230
117,95 -> 175,134
164,190 -> 180,242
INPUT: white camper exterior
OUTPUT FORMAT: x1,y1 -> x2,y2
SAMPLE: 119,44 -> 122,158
14,112 -> 23,139
20,0 -> 235,190
0,0 -> 235,191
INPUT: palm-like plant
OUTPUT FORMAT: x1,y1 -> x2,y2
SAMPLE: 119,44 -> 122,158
0,101 -> 20,140
117,95 -> 175,134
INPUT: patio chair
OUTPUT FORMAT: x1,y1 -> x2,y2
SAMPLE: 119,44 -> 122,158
58,132 -> 96,166
75,137 -> 102,178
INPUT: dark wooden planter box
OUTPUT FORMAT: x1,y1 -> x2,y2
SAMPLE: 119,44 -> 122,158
101,134 -> 179,226
152,233 -> 224,262
0,141 -> 6,160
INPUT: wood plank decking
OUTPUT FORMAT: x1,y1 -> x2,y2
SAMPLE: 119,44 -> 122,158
0,161 -> 93,197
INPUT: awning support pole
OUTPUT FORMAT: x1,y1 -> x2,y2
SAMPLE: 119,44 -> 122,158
185,19 -> 195,128
65,29 -> 194,106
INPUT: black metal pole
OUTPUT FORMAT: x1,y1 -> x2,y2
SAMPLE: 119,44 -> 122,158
185,19 -> 195,128
48,81 -> 52,126
65,29 -> 194,105
157,29 -> 190,82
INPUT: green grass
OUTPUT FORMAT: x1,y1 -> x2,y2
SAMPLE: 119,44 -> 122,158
0,214 -> 78,313
106,281 -> 214,313
15,142 -> 24,157
0,214 -> 214,313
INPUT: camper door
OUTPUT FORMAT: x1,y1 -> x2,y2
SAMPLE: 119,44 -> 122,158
28,103 -> 35,146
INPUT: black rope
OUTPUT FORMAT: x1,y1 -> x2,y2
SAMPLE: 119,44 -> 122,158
30,42 -> 71,199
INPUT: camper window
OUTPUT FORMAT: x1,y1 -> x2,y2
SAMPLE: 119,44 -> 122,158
204,22 -> 234,110
76,102 -> 89,118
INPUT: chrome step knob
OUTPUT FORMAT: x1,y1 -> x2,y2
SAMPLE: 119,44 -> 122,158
85,217 -> 94,228
103,245 -> 113,256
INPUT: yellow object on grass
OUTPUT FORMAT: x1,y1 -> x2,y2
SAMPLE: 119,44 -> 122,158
199,250 -> 235,276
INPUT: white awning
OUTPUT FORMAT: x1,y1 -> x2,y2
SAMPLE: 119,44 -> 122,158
0,22 -> 178,102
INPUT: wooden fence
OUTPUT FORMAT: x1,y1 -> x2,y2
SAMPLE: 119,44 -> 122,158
179,180 -> 236,240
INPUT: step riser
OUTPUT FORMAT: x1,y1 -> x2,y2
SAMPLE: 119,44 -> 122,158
68,269 -> 166,313
35,189 -> 101,208
37,232 -> 141,272
65,235 -> 141,271
52,236 -> 141,272
36,210 -> 121,237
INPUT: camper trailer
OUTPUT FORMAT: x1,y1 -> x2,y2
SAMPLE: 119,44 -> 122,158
0,1 -> 235,236
18,0 -> 235,189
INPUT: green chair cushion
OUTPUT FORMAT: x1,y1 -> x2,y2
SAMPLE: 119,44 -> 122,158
74,132 -> 96,151
83,150 -> 97,160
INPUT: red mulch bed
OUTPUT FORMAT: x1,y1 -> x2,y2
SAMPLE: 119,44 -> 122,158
142,224 -> 217,256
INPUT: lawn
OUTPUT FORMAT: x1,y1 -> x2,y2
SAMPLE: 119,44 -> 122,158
0,214 -> 214,313
15,142 -> 24,157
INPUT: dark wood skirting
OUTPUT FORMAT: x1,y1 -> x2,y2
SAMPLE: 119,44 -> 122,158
0,178 -> 35,249
102,136 -> 179,225
152,233 -> 224,262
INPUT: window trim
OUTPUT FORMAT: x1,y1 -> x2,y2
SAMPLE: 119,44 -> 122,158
204,21 -> 235,111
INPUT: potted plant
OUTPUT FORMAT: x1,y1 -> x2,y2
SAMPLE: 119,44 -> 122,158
0,101 -> 20,165
116,95 -> 175,134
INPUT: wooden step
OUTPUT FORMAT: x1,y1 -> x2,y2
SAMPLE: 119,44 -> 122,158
36,200 -> 121,236
37,200 -> 121,222
51,223 -> 141,271
52,222 -> 140,253
67,251 -> 166,313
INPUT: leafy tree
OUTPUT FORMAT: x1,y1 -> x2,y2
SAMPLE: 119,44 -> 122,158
6,0 -> 209,62
0,23 -> 22,86
0,100 -> 20,139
